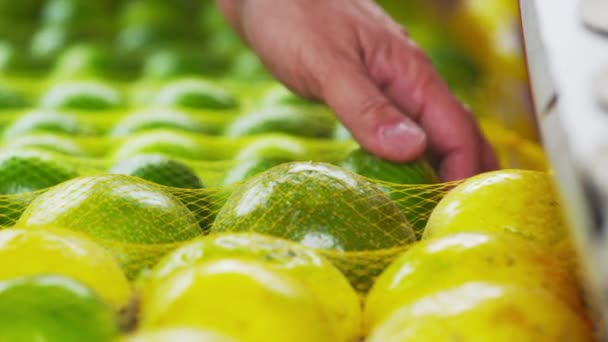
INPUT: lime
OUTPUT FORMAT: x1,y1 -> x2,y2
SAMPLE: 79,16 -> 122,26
140,259 -> 336,342
154,79 -> 237,110
0,83 -> 28,108
109,154 -> 203,189
109,154 -> 211,230
0,227 -> 131,309
0,149 -> 79,225
225,105 -> 335,138
52,43 -> 113,80
3,110 -> 95,138
222,158 -> 288,186
18,174 -> 201,276
263,84 -> 317,106
0,149 -> 78,194
367,283 -> 592,342
141,233 -> 361,342
0,275 -> 118,342
235,135 -> 308,161
40,81 -> 122,110
112,130 -> 201,160
213,162 -> 415,251
142,47 -> 218,80
111,109 -> 204,137
341,148 -> 439,234
2,134 -> 87,156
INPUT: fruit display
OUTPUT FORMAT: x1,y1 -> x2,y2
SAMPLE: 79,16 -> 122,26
0,1 -> 595,341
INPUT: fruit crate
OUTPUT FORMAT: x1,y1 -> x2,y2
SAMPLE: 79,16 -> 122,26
0,0 -> 594,341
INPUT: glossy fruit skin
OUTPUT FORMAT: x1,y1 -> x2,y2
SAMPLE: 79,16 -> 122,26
141,233 -> 361,342
0,149 -> 78,194
364,232 -> 583,331
366,282 -> 593,342
0,275 -> 118,342
341,148 -> 439,234
423,170 -> 572,251
0,149 -> 79,226
0,227 -> 131,309
222,158 -> 288,186
140,259 -> 337,342
109,154 -> 211,231
122,328 -> 239,342
213,162 -> 415,292
17,174 -> 201,277
154,79 -> 237,110
3,110 -> 95,138
110,109 -> 206,137
225,105 -> 335,139
213,162 -> 415,252
112,130 -> 202,161
234,136 -> 308,161
109,154 -> 203,189
40,81 -> 122,110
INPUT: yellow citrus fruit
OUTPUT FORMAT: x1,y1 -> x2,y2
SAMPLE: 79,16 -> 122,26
424,170 -> 571,249
140,233 -> 361,341
140,259 -> 336,342
122,327 -> 238,342
364,232 -> 583,332
0,227 -> 130,309
367,282 -> 592,342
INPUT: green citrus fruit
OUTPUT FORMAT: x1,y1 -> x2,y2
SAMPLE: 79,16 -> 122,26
109,154 -> 211,230
2,134 -> 87,156
18,174 -> 201,277
3,110 -> 95,138
141,233 -> 361,342
112,131 -> 202,161
0,83 -> 28,108
0,227 -> 131,309
0,149 -> 79,225
234,135 -> 308,161
111,109 -> 204,136
222,158 -> 288,186
213,162 -> 415,291
52,43 -> 113,79
225,105 -> 335,138
341,148 -> 439,234
213,162 -> 414,251
40,81 -> 122,110
140,259 -> 337,342
0,275 -> 119,342
154,79 -> 237,110
263,84 -> 317,106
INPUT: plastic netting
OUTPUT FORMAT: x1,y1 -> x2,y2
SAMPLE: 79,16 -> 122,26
0,122 -> 541,290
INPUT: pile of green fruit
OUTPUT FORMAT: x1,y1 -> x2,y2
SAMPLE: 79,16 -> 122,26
0,168 -> 593,341
0,0 -> 593,341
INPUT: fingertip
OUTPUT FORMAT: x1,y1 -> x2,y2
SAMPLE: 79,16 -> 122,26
376,119 -> 428,162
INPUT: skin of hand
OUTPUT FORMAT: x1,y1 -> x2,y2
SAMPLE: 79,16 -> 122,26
217,0 -> 499,181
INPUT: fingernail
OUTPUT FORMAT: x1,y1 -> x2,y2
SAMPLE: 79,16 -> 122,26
380,121 -> 426,153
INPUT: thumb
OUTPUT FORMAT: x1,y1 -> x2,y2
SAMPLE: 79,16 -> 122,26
321,64 -> 427,162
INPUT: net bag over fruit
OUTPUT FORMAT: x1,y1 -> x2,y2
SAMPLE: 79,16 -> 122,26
0,123 -> 546,293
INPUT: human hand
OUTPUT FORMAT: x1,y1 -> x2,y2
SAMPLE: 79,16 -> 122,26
217,0 -> 498,181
